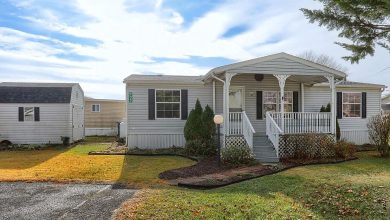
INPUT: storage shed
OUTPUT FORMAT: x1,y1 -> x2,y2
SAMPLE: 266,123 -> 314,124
0,82 -> 85,144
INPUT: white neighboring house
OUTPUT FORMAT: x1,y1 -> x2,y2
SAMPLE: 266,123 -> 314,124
0,82 -> 85,145
382,94 -> 390,114
123,52 -> 386,162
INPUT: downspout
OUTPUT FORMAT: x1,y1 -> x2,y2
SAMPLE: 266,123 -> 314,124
211,72 -> 226,136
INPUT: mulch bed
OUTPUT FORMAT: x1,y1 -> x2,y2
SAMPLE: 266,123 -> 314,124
163,156 -> 357,189
159,156 -> 232,180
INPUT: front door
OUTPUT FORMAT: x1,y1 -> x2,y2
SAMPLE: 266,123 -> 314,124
229,86 -> 245,112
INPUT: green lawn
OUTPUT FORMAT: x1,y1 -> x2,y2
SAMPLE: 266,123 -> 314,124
121,151 -> 390,219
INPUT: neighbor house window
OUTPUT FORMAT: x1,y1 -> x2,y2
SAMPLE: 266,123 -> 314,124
343,92 -> 361,117
91,104 -> 100,112
24,107 -> 34,121
156,90 -> 181,119
263,91 -> 293,116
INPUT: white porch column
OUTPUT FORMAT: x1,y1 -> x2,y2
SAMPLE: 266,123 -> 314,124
212,80 -> 216,111
300,83 -> 305,112
224,72 -> 236,136
274,74 -> 290,132
325,75 -> 336,135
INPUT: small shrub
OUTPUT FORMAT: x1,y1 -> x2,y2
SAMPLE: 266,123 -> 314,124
367,113 -> 390,157
221,144 -> 256,167
184,99 -> 203,141
61,136 -> 70,146
116,137 -> 126,145
185,139 -> 216,157
201,105 -> 215,140
333,140 -> 356,159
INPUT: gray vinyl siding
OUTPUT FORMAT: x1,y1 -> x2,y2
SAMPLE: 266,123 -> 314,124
304,85 -> 382,144
125,74 -> 382,147
215,74 -> 301,134
229,57 -> 328,76
0,103 -> 71,144
0,85 -> 85,144
126,82 -> 212,148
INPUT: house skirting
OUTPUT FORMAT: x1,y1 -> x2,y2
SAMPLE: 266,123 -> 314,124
279,133 -> 335,159
86,127 -> 117,136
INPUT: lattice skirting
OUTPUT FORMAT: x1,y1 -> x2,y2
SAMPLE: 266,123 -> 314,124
279,133 -> 335,159
225,135 -> 248,148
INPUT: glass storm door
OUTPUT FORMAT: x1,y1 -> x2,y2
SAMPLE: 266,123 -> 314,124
229,87 -> 244,112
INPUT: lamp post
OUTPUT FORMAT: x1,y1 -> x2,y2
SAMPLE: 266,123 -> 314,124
213,115 -> 224,166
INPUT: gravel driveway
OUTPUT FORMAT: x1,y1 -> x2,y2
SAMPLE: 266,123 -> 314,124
0,182 -> 136,220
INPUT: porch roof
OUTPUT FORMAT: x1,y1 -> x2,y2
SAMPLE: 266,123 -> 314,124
203,52 -> 347,84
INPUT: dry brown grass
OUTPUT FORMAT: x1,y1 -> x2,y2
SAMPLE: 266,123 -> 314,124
0,143 -> 194,188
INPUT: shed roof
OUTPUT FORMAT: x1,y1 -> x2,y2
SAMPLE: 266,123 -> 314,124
0,83 -> 75,103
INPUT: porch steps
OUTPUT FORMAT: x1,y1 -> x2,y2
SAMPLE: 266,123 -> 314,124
253,136 -> 279,163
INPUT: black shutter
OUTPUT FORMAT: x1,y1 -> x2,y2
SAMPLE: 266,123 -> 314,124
256,91 -> 263,119
293,91 -> 299,112
181,89 -> 188,120
362,92 -> 367,118
34,107 -> 40,121
18,107 -> 24,122
337,92 -> 342,119
148,89 -> 155,120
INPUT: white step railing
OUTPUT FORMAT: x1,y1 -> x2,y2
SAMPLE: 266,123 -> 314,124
269,112 -> 332,134
228,112 -> 255,149
242,111 -> 255,149
266,112 -> 282,157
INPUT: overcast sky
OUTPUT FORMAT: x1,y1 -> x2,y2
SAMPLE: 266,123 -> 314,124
0,0 -> 389,99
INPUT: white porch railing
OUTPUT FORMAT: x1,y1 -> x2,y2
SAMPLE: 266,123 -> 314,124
228,111 -> 255,149
269,112 -> 332,134
266,112 -> 282,157
242,111 -> 255,149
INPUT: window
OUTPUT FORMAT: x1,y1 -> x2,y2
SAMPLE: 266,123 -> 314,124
92,104 -> 100,112
263,91 -> 293,116
24,107 -> 34,121
156,90 -> 181,119
263,91 -> 278,114
343,92 -> 361,117
282,91 -> 293,112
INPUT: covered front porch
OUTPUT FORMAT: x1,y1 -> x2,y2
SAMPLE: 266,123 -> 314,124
205,53 -> 346,161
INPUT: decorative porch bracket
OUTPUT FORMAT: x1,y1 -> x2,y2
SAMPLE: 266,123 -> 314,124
224,72 -> 237,135
273,74 -> 290,133
325,74 -> 336,135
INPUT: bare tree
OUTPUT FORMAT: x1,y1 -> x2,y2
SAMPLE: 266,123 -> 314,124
367,113 -> 390,157
299,51 -> 348,73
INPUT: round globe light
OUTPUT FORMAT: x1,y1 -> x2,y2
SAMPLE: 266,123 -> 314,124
213,115 -> 224,124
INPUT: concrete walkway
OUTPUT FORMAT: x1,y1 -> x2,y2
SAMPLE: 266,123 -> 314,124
0,182 -> 136,220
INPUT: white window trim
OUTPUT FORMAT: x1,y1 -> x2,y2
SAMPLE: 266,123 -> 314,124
342,92 -> 362,118
24,107 -> 35,121
91,104 -> 100,112
262,91 -> 294,116
155,89 -> 181,119
229,86 -> 245,111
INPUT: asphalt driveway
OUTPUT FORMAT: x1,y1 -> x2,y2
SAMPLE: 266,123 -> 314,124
0,182 -> 136,220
